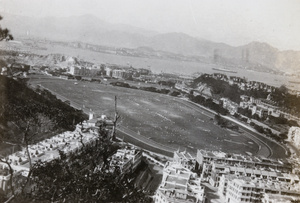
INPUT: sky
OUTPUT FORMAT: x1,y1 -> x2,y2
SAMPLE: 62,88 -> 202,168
1,0 -> 300,50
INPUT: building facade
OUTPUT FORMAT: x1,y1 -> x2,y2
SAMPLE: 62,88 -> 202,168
288,127 -> 300,147
155,162 -> 206,203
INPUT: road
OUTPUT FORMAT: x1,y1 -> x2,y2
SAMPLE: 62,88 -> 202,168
116,126 -> 174,157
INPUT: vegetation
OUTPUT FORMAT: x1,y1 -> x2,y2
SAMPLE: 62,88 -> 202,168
214,114 -> 239,130
237,107 -> 253,118
110,81 -> 172,95
189,94 -> 228,115
192,75 -> 269,103
271,85 -> 300,115
190,75 -> 298,145
157,80 -> 175,87
193,75 -> 300,115
0,75 -> 150,201
170,90 -> 181,97
238,107 -> 299,128
0,75 -> 87,201
192,75 -> 244,103
0,76 -> 87,145
12,127 -> 151,203
0,16 -> 13,41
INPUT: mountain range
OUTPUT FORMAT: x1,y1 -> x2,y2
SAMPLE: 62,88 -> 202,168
1,13 -> 300,74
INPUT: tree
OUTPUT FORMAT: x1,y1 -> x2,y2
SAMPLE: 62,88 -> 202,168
11,115 -> 44,194
18,125 -> 151,202
253,124 -> 264,133
111,96 -> 120,140
78,123 -> 86,148
170,90 -> 180,97
0,16 -> 13,41
278,85 -> 288,95
0,156 -> 15,197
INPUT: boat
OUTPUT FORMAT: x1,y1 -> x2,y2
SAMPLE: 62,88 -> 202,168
212,67 -> 237,73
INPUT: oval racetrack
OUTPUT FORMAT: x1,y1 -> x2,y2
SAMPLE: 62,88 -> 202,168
29,76 -> 288,158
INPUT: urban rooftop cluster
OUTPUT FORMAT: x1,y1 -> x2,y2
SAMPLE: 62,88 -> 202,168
154,149 -> 300,203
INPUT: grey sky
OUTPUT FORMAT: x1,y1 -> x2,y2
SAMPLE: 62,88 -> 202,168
1,0 -> 300,50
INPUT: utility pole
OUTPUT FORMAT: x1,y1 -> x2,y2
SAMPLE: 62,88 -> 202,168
111,96 -> 120,140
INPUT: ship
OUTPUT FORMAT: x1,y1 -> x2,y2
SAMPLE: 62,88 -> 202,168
212,67 -> 237,73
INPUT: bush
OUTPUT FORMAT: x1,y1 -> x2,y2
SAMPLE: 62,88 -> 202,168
287,120 -> 299,127
268,115 -> 288,125
110,82 -> 130,88
170,91 -> 180,97
241,117 -> 247,122
254,125 -> 264,133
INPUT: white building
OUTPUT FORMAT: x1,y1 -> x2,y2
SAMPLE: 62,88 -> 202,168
110,146 -> 142,173
112,69 -> 126,79
155,162 -> 206,203
0,125 -> 98,194
225,178 -> 262,203
105,67 -> 112,77
1,67 -> 8,75
69,66 -> 79,75
196,149 -> 292,173
221,98 -> 239,115
173,150 -> 196,170
223,176 -> 300,203
288,127 -> 300,147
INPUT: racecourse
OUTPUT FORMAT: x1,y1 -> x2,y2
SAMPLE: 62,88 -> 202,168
28,76 -> 287,158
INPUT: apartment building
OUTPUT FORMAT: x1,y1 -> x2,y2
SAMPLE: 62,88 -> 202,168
196,150 -> 292,173
173,150 -> 196,171
155,162 -> 206,203
288,126 -> 300,147
0,126 -> 98,194
223,176 -> 300,203
206,161 -> 299,188
110,146 -> 142,173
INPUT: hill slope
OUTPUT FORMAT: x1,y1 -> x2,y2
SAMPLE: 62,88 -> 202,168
0,76 -> 86,145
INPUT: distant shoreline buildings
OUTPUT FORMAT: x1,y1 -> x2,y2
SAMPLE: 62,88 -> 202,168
69,64 -> 151,80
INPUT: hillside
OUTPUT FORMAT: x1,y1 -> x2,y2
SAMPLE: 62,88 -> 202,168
0,75 -> 87,147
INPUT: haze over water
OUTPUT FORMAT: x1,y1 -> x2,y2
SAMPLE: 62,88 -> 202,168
17,41 -> 298,91
2,0 -> 300,90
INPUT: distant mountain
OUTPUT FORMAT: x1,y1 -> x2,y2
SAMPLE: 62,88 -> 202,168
146,32 -> 233,57
1,13 -> 155,47
236,42 -> 300,73
2,13 -> 300,73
